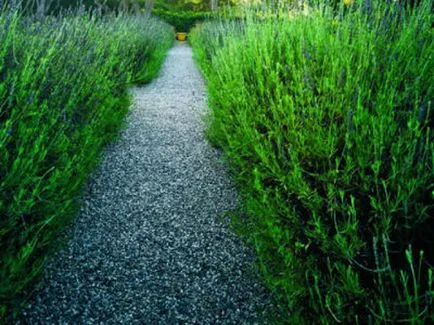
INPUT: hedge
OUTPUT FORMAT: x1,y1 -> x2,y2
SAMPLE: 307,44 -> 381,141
0,7 -> 173,319
190,1 -> 434,323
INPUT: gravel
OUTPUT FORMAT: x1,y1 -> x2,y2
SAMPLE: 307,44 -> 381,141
20,42 -> 273,324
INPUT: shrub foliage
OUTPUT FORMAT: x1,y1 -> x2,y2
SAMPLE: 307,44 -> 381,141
0,6 -> 173,318
152,8 -> 213,32
191,1 -> 434,323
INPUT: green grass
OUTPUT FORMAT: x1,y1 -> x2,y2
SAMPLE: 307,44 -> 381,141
190,1 -> 434,323
0,6 -> 173,319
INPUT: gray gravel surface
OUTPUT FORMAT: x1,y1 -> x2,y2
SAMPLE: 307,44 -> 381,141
21,43 -> 273,324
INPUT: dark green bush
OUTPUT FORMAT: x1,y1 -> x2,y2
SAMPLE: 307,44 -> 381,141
152,8 -> 213,32
191,1 -> 434,323
0,7 -> 173,319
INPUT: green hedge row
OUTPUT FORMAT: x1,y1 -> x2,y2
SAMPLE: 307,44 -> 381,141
191,1 -> 433,323
0,8 -> 173,318
152,8 -> 213,32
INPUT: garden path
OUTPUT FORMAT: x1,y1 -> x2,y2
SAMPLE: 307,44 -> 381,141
21,42 -> 272,324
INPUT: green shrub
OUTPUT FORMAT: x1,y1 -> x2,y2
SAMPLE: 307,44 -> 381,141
152,8 -> 213,32
0,7 -> 173,319
191,1 -> 434,323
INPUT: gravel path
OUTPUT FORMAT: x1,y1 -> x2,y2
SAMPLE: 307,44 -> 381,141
21,42 -> 272,324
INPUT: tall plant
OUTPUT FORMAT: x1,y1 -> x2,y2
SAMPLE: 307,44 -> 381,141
191,1 -> 434,323
0,6 -> 173,319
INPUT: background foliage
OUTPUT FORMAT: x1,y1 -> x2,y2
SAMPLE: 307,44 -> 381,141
155,0 -> 238,11
0,5 -> 173,319
152,7 -> 213,31
191,0 -> 434,323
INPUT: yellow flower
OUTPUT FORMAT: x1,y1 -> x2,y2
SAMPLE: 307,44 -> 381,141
344,0 -> 354,6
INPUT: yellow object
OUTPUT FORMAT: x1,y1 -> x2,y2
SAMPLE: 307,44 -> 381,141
344,0 -> 354,6
176,33 -> 187,42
